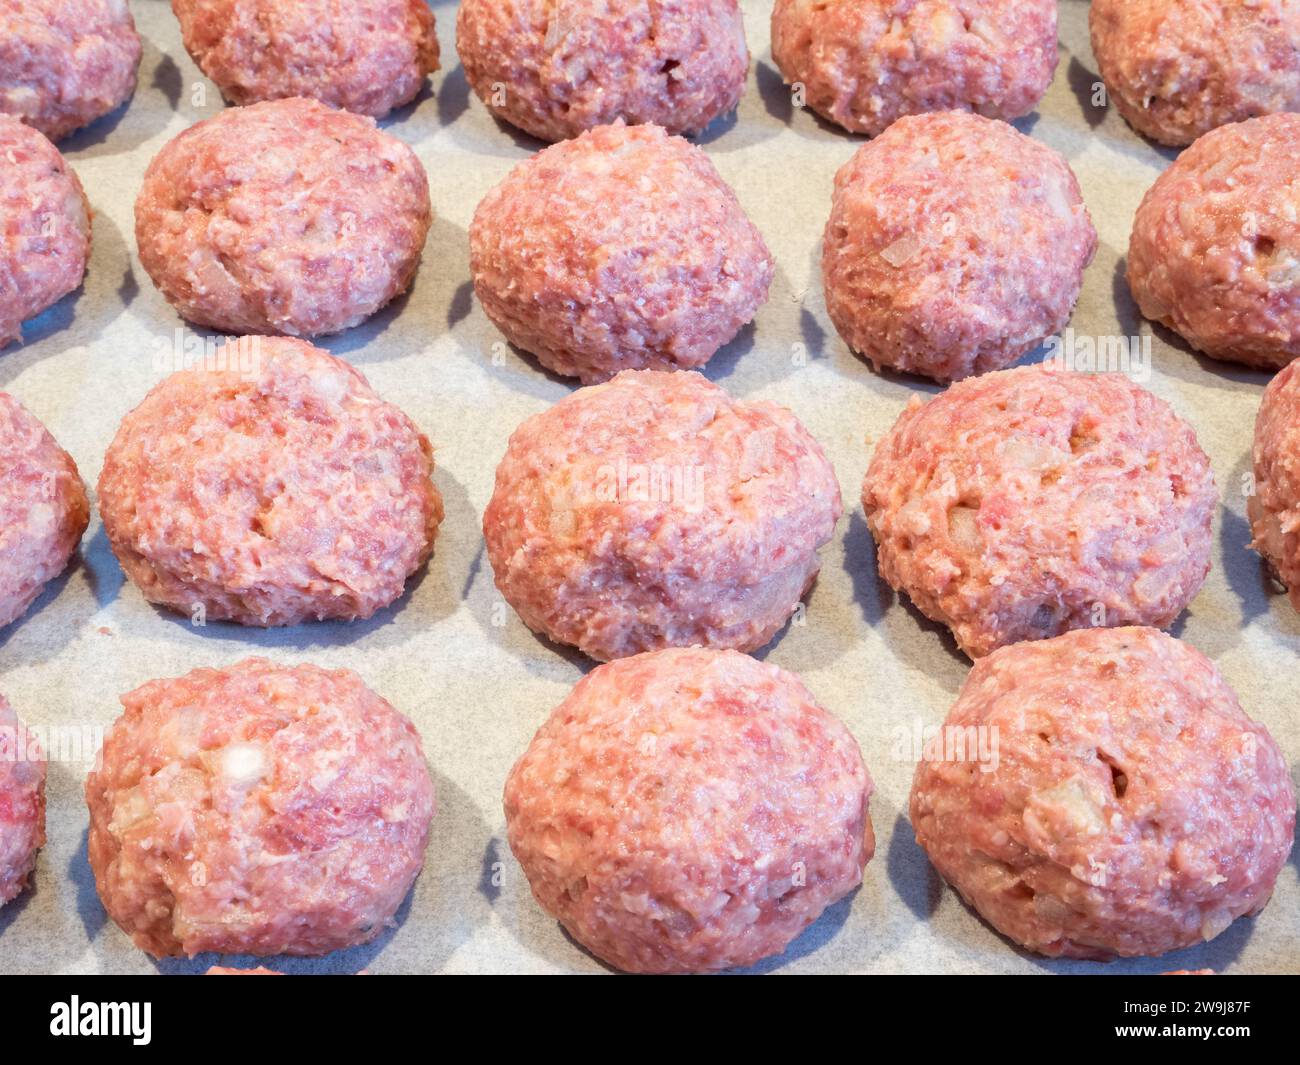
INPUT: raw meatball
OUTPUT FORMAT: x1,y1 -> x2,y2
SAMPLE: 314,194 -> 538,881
505,647 -> 873,973
0,116 -> 92,349
823,111 -> 1096,382
484,370 -> 842,661
863,366 -> 1216,659
98,336 -> 442,627
470,122 -> 772,383
0,0 -> 141,142
456,0 -> 748,142
86,659 -> 436,958
135,97 -> 432,337
0,393 -> 89,629
1249,360 -> 1300,609
910,627 -> 1296,958
771,0 -> 1057,136
1128,113 -> 1300,370
1091,0 -> 1300,148
0,698 -> 45,908
173,0 -> 440,119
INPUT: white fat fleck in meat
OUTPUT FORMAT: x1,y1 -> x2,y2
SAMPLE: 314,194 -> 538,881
219,743 -> 269,790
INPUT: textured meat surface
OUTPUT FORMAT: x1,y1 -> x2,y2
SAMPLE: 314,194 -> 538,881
134,97 -> 432,337
771,0 -> 1057,135
86,659 -> 436,958
1128,113 -> 1300,369
173,0 -> 439,119
1091,0 -> 1300,148
0,0 -> 141,142
0,116 -> 92,349
505,647 -> 873,973
0,393 -> 89,629
98,337 -> 441,627
0,698 -> 45,908
469,122 -> 772,383
863,366 -> 1216,658
1250,360 -> 1300,609
823,112 -> 1097,382
484,370 -> 842,660
456,0 -> 748,141
910,627 -> 1296,959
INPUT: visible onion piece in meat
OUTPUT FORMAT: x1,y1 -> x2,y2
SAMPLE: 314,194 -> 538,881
880,233 -> 923,267
947,504 -> 982,550
998,434 -> 1067,471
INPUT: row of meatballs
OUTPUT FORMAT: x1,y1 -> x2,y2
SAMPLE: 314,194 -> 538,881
7,94 -> 1300,387
6,1 -> 1300,147
4,335 -> 1299,658
0,630 -> 1292,971
7,2 -> 1300,384
0,332 -> 1296,970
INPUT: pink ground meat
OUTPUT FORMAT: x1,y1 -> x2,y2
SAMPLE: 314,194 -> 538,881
173,0 -> 440,119
469,122 -> 772,383
0,116 -> 92,349
771,0 -> 1058,136
98,337 -> 442,627
0,392 -> 89,630
484,369 -> 842,661
822,111 -> 1096,382
911,627 -> 1295,959
862,365 -> 1217,658
1128,112 -> 1300,370
135,97 -> 432,338
505,647 -> 873,973
0,0 -> 141,142
1250,360 -> 1300,610
456,0 -> 748,142
1091,0 -> 1300,148
0,698 -> 45,909
86,659 -> 436,958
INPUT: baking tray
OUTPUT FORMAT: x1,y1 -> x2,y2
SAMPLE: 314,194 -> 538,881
0,0 -> 1295,974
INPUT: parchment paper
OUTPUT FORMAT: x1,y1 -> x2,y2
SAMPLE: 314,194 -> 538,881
0,0 -> 1295,975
